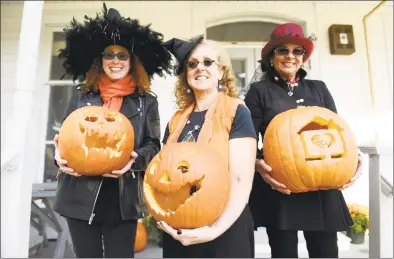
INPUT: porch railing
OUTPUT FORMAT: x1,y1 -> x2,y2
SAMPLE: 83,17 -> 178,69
359,146 -> 393,258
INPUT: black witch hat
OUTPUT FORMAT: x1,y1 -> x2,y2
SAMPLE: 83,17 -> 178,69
163,35 -> 204,75
58,3 -> 173,81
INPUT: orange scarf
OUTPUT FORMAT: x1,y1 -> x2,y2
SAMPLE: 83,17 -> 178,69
97,74 -> 136,111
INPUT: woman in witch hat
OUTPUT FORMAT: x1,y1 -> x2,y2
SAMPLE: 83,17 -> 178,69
52,4 -> 172,257
155,35 -> 257,258
245,23 -> 362,258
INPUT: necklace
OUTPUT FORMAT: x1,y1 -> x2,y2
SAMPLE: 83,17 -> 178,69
182,110 -> 205,142
286,76 -> 300,96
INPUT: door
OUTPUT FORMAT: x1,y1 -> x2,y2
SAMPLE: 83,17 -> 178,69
224,46 -> 262,99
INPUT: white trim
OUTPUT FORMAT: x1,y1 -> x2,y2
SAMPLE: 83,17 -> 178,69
205,11 -> 307,30
44,80 -> 79,86
218,42 -> 268,49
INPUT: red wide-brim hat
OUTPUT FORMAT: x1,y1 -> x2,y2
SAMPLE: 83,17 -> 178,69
260,23 -> 315,66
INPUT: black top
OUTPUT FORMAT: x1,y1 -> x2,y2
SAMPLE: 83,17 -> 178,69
54,90 -> 160,225
244,68 -> 353,231
162,104 -> 257,144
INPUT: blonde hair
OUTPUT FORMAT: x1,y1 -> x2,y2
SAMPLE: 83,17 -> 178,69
174,39 -> 239,110
82,54 -> 151,93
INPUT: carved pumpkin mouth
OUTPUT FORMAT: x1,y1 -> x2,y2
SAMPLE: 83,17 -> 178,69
298,117 -> 345,161
143,161 -> 205,217
78,112 -> 126,158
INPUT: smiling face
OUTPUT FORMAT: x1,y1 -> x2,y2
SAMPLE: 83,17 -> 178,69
102,45 -> 131,81
143,142 -> 230,229
271,43 -> 304,79
186,44 -> 224,93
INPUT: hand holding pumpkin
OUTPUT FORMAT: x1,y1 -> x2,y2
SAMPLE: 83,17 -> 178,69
339,155 -> 362,190
54,134 -> 80,177
157,221 -> 218,246
255,159 -> 291,195
102,151 -> 138,178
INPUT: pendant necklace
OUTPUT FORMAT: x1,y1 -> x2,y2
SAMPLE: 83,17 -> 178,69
286,76 -> 300,96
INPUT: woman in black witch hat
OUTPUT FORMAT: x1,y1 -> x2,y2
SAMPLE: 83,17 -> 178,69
154,35 -> 257,258
52,4 -> 172,258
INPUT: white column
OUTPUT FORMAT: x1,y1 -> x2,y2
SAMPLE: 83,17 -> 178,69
1,1 -> 44,257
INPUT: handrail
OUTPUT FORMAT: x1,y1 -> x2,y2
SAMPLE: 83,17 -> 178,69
380,175 -> 393,197
358,146 -> 382,258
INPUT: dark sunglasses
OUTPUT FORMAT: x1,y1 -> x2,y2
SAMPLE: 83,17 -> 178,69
101,51 -> 130,61
274,47 -> 306,56
187,58 -> 216,69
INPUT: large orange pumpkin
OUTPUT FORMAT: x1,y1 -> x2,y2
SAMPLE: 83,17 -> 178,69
134,220 -> 148,252
58,106 -> 134,175
143,142 -> 230,229
263,106 -> 358,193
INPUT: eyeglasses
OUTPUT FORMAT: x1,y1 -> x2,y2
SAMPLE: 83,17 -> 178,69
101,51 -> 130,61
187,58 -> 216,69
274,47 -> 306,56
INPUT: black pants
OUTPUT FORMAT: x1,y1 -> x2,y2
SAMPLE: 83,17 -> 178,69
66,217 -> 137,258
266,228 -> 338,258
162,206 -> 255,258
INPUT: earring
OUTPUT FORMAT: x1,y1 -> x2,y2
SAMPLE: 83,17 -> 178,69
186,88 -> 191,93
270,63 -> 273,67
217,80 -> 224,91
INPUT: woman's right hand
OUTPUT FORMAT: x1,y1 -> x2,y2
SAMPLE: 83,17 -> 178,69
255,159 -> 291,195
54,134 -> 80,177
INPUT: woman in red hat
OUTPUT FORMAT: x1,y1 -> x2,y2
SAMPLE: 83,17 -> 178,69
245,23 -> 362,258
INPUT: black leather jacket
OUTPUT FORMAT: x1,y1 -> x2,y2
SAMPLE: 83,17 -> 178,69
53,88 -> 160,222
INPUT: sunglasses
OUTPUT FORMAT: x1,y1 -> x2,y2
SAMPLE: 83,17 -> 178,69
101,51 -> 130,61
274,47 -> 306,56
187,58 -> 216,69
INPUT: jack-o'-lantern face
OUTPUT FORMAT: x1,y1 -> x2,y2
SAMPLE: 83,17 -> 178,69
263,106 -> 358,193
143,142 -> 230,229
58,106 -> 134,175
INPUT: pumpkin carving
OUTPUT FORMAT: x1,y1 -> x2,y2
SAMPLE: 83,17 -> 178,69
263,106 -> 358,193
58,106 -> 134,175
134,220 -> 148,252
143,142 -> 230,229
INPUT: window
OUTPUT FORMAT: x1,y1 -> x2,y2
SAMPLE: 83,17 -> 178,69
43,32 -> 78,182
231,59 -> 247,98
207,21 -> 279,42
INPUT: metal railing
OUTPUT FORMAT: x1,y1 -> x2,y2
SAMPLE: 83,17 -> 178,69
359,146 -> 393,258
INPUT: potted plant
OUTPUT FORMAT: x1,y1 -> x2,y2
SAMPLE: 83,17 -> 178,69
347,203 -> 369,244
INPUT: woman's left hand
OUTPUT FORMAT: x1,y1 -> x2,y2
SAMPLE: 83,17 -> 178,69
157,221 -> 218,246
103,151 -> 138,178
339,155 -> 362,190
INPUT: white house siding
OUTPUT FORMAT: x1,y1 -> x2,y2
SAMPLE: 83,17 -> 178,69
1,1 -> 392,256
1,1 -> 23,154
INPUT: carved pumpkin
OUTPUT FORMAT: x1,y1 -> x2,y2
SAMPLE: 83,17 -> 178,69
134,220 -> 148,252
58,106 -> 134,175
263,106 -> 358,193
143,142 -> 230,229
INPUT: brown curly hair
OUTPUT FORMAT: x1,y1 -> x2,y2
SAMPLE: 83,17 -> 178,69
81,54 -> 150,93
174,39 -> 239,110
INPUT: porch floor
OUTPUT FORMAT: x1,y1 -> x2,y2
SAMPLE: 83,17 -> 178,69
29,227 -> 369,258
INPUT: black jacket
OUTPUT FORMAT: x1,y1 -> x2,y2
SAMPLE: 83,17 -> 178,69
245,68 -> 353,231
53,88 -> 161,222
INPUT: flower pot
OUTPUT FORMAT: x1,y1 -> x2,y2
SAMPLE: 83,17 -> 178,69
348,231 -> 365,244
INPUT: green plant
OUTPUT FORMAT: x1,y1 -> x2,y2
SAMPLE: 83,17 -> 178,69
348,204 -> 369,234
142,215 -> 163,246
